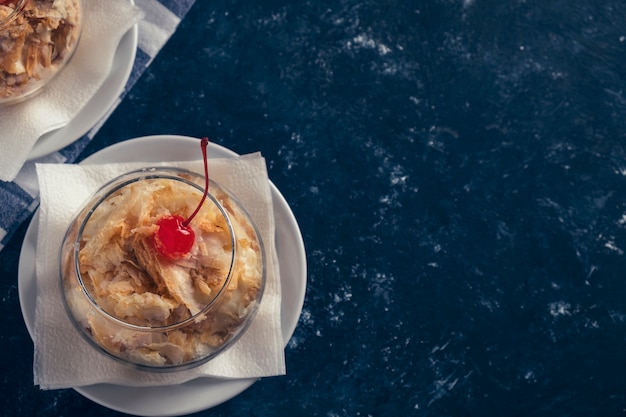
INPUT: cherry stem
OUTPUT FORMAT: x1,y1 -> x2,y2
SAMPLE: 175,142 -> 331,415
182,137 -> 210,228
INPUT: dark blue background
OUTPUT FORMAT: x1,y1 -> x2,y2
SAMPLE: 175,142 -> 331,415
3,0 -> 626,415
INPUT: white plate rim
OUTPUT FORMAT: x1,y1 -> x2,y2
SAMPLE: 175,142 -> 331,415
18,135 -> 308,416
27,1 -> 139,161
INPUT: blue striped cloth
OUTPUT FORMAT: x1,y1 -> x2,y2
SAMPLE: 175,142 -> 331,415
0,0 -> 197,252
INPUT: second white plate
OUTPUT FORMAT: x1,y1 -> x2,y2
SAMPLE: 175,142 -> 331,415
27,5 -> 139,160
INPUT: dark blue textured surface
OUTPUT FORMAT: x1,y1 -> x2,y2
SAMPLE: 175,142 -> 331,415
3,0 -> 626,415
158,0 -> 196,19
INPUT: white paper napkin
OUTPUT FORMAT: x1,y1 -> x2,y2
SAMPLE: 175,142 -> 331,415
0,0 -> 143,182
33,154 -> 285,390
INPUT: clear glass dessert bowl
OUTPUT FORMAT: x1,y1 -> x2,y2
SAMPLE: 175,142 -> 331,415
0,0 -> 83,105
59,167 -> 266,371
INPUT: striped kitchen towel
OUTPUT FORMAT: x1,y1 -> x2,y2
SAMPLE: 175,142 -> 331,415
0,0 -> 197,252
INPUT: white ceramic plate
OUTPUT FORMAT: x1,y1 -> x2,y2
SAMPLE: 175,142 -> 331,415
27,6 -> 139,160
18,135 -> 308,416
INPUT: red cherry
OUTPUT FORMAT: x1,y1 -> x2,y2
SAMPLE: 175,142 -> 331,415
154,137 -> 210,259
154,215 -> 195,259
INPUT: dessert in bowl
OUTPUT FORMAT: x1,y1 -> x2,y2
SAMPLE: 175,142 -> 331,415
59,160 -> 266,371
0,0 -> 82,105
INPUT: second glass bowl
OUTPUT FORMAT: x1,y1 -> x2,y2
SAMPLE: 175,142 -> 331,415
0,0 -> 83,105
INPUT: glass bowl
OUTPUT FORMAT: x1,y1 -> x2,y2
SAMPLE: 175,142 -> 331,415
0,0 -> 83,105
59,167 -> 266,371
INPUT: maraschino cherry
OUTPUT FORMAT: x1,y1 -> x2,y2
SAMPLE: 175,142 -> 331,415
154,137 -> 210,260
